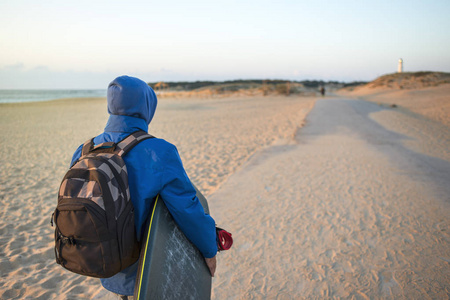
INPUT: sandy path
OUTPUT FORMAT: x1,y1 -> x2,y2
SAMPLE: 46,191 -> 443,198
210,98 -> 450,299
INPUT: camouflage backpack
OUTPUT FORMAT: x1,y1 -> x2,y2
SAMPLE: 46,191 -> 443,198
51,131 -> 153,278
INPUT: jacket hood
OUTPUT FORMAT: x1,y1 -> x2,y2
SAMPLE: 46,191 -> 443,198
107,75 -> 157,124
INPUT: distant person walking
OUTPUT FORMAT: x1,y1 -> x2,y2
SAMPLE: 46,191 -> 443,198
320,86 -> 326,96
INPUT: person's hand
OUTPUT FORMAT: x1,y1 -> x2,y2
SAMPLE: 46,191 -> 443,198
205,256 -> 216,277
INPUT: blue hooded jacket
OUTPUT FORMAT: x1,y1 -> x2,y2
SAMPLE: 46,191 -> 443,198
70,76 -> 217,296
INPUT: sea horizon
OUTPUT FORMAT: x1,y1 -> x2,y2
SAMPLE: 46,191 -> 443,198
0,89 -> 107,104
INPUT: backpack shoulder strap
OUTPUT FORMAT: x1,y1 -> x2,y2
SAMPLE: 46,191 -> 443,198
115,130 -> 155,157
81,138 -> 95,157
81,139 -> 116,156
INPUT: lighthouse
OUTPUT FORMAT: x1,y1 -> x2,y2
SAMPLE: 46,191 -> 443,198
398,58 -> 403,73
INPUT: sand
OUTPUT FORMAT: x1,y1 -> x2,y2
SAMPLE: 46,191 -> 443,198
0,86 -> 449,299
210,97 -> 450,299
0,95 -> 314,299
339,83 -> 450,127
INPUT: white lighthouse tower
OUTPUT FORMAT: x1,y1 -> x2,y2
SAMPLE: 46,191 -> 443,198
398,58 -> 403,73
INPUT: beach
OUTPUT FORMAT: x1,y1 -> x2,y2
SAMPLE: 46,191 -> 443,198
1,85 -> 449,299
0,95 -> 314,299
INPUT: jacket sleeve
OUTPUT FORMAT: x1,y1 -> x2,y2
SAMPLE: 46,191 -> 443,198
70,144 -> 83,166
159,145 -> 218,258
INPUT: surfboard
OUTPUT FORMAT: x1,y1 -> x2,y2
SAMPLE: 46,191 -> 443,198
134,186 -> 212,299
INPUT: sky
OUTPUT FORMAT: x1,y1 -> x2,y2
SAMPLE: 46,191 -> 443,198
0,0 -> 449,89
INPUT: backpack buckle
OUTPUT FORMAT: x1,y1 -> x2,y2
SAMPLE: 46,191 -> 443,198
59,233 -> 76,245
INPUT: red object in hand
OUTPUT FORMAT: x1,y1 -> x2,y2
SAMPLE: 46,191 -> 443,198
216,227 -> 233,251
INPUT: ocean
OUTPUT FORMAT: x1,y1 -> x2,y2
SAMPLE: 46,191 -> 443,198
0,89 -> 107,104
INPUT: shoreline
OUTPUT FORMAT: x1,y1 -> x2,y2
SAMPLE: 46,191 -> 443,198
0,96 -> 107,106
0,89 -> 106,105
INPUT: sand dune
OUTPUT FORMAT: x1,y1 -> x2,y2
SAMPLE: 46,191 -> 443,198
339,74 -> 450,127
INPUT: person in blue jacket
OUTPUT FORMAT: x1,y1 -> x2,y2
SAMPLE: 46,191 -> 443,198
70,75 -> 217,298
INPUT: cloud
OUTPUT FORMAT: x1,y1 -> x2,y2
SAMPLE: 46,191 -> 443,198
32,65 -> 50,71
0,63 -> 232,89
0,64 -> 180,89
0,65 -> 113,89
3,63 -> 25,71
